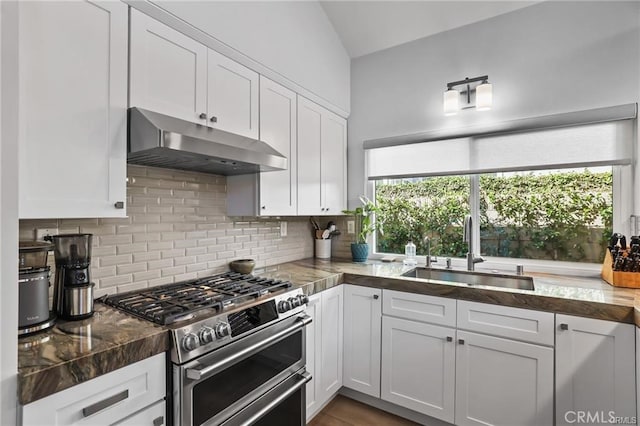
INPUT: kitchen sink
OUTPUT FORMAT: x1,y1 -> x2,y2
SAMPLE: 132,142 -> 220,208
402,267 -> 535,291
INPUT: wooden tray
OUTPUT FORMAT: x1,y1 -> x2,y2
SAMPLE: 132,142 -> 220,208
601,250 -> 640,288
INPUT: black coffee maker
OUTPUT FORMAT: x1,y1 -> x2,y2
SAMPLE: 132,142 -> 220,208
48,234 -> 95,320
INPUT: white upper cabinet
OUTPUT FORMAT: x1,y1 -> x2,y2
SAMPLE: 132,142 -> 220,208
19,0 -> 128,218
207,50 -> 259,138
258,77 -> 297,215
130,10 -> 259,138
297,96 -> 347,215
129,9 -> 208,125
556,314 -> 636,426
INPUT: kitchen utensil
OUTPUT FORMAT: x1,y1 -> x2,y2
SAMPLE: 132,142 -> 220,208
321,229 -> 331,239
229,259 -> 256,274
315,230 -> 324,239
309,217 -> 320,231
48,234 -> 95,320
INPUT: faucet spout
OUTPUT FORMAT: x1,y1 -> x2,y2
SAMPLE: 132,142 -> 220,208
463,215 -> 484,271
423,236 -> 437,267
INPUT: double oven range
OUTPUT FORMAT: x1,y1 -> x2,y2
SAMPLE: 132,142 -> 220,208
103,272 -> 311,426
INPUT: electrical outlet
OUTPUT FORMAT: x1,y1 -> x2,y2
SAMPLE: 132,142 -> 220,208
35,228 -> 58,241
347,220 -> 355,234
280,221 -> 287,237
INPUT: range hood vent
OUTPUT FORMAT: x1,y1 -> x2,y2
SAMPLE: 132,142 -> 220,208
127,107 -> 287,176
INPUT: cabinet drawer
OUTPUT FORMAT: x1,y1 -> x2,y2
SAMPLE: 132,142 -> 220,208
457,300 -> 554,346
21,353 -> 166,426
382,289 -> 456,327
115,400 -> 166,426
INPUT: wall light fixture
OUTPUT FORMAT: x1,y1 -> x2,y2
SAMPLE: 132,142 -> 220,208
443,75 -> 492,115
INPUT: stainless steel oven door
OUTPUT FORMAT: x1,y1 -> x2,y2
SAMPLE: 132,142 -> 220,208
175,314 -> 311,426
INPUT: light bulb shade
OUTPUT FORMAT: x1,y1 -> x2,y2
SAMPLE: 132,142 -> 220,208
476,82 -> 492,111
443,89 -> 459,115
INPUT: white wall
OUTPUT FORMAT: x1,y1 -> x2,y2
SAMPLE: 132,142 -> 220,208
348,1 -> 640,208
147,0 -> 351,115
1,1 -> 19,423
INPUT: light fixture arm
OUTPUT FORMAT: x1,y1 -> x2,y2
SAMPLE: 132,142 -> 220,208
446,75 -> 489,90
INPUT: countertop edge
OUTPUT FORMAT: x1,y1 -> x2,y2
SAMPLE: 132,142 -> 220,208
18,330 -> 169,405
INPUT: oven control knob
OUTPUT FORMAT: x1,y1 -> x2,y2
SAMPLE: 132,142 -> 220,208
199,326 -> 215,344
215,322 -> 230,339
298,295 -> 309,305
288,297 -> 300,308
181,333 -> 200,352
277,300 -> 291,313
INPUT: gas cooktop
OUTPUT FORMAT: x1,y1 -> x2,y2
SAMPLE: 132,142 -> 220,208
102,271 -> 292,325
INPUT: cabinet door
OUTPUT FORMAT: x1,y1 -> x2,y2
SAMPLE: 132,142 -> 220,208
343,285 -> 381,397
18,0 -> 127,218
455,330 -> 553,426
207,49 -> 259,138
305,294 -> 322,421
297,96 -> 323,215
320,111 -> 347,215
129,9 -> 207,125
319,286 -> 343,404
381,316 -> 455,423
258,77 -> 297,215
556,315 -> 636,426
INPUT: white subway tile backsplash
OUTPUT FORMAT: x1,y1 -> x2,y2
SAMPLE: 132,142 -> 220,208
19,165 -> 314,295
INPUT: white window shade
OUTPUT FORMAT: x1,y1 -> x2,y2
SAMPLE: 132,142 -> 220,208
367,120 -> 634,179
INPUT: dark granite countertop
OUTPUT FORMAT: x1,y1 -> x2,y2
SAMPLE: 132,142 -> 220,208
263,258 -> 640,324
18,257 -> 640,405
17,304 -> 169,405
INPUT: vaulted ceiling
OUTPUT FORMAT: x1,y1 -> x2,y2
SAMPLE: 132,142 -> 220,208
320,1 -> 539,58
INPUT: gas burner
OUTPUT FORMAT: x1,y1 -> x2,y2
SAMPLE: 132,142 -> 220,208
103,272 -> 292,325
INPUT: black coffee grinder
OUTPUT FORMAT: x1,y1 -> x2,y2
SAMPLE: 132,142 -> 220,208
48,234 -> 95,320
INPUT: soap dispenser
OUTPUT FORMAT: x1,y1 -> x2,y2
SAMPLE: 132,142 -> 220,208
403,240 -> 417,266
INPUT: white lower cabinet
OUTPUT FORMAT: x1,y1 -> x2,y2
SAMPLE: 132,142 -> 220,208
20,353 -> 166,426
305,286 -> 344,421
376,290 -> 555,426
454,330 -> 553,426
343,285 -> 382,398
556,314 -> 636,426
381,316 -> 456,423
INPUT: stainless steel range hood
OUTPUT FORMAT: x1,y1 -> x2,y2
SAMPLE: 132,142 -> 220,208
127,108 -> 287,175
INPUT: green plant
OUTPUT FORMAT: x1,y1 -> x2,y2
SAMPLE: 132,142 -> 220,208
342,196 -> 382,244
374,170 -> 612,263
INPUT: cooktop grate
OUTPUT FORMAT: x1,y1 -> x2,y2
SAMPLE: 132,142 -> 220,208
102,271 -> 292,325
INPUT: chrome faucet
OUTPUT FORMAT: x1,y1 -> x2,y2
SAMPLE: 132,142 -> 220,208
463,215 -> 484,271
423,236 -> 437,267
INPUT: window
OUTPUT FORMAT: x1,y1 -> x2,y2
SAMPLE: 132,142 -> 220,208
366,107 -> 635,267
374,167 -> 613,263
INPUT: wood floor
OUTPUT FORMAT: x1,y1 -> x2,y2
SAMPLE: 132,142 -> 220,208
307,395 -> 419,426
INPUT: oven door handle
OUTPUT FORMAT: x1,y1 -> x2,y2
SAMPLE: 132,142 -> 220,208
186,314 -> 311,381
220,370 -> 312,426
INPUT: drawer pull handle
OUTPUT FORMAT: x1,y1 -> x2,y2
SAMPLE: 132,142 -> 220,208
153,416 -> 164,426
458,339 -> 465,345
82,389 -> 129,417
446,336 -> 453,342
560,323 -> 569,330
114,201 -> 124,209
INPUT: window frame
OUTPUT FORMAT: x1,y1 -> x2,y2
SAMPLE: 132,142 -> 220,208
366,165 -> 632,276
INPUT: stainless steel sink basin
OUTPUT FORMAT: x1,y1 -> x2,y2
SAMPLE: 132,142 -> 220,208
402,267 -> 535,291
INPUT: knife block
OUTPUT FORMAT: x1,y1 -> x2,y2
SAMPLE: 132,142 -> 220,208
601,251 -> 640,288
